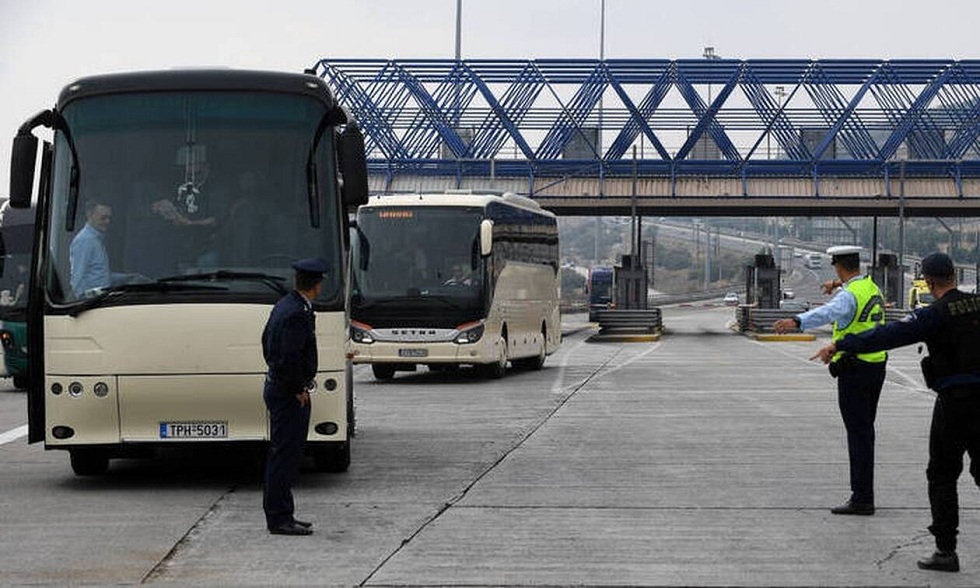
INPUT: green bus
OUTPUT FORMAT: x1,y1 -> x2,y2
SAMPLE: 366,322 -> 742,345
0,201 -> 34,389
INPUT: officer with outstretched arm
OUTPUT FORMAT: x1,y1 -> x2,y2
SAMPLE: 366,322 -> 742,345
812,252 -> 980,573
774,245 -> 887,516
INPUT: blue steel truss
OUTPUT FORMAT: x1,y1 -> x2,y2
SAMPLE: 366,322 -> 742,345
312,59 -> 980,184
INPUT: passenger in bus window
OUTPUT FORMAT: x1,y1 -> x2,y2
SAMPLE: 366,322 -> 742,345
217,170 -> 263,266
70,200 -> 130,297
8,261 -> 27,306
171,152 -> 219,268
442,263 -> 475,287
124,180 -> 214,279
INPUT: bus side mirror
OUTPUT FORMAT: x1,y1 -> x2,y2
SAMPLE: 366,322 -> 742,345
338,123 -> 369,208
480,219 -> 493,257
10,133 -> 38,209
354,224 -> 370,271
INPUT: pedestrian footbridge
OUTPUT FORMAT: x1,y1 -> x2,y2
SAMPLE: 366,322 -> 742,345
313,58 -> 980,216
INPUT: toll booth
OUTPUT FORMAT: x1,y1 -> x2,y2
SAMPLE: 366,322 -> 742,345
614,254 -> 648,310
870,253 -> 901,306
745,253 -> 781,308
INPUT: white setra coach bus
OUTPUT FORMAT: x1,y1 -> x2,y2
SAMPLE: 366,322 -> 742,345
350,191 -> 561,380
8,69 -> 369,475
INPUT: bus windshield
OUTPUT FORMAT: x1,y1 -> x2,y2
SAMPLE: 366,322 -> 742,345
0,220 -> 33,320
352,206 -> 485,309
47,91 -> 343,307
589,268 -> 613,303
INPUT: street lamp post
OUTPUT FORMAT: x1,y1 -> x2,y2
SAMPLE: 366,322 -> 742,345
703,46 -> 720,105
769,85 -> 786,159
594,0 -> 605,264
699,46 -> 720,287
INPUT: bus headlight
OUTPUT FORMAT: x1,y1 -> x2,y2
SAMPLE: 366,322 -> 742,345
68,382 -> 84,397
93,382 -> 110,398
455,322 -> 485,344
350,321 -> 374,344
0,330 -> 14,350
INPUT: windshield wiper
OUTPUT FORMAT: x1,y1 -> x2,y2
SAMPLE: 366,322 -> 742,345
67,282 -> 227,317
157,271 -> 288,295
356,294 -> 464,310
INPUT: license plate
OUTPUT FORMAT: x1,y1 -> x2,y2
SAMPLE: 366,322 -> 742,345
159,421 -> 228,439
398,348 -> 428,358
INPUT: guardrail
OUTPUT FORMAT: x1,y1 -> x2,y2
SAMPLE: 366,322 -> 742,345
737,305 -> 911,333
596,309 -> 663,335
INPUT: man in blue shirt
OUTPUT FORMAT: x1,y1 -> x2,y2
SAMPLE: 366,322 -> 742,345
69,201 -> 124,297
813,252 -> 980,573
773,246 -> 888,516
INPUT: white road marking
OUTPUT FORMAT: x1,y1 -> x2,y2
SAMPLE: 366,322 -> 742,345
0,424 -> 28,445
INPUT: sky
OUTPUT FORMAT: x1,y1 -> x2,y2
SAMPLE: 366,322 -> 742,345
1,0 -> 979,192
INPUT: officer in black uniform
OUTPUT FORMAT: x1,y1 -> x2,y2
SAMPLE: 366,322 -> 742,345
813,252 -> 980,573
262,257 -> 328,536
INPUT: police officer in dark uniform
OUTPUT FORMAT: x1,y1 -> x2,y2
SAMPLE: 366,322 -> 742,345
262,258 -> 328,536
813,252 -> 980,572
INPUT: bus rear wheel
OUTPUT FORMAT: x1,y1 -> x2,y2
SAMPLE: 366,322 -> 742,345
70,449 -> 109,476
372,364 -> 396,381
514,342 -> 546,371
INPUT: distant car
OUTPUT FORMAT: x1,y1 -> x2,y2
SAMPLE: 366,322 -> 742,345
723,292 -> 740,306
779,299 -> 810,312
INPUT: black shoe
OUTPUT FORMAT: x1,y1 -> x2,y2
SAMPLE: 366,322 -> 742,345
830,500 -> 875,515
268,521 -> 313,536
917,551 -> 959,572
292,518 -> 313,529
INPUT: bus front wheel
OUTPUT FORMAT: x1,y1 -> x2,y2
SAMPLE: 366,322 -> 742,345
372,364 -> 396,381
313,442 -> 350,473
481,337 -> 508,379
70,449 -> 109,476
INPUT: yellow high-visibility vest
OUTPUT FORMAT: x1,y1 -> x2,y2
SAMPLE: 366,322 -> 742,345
832,275 -> 887,364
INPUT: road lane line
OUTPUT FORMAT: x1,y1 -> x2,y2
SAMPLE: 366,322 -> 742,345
0,424 -> 28,445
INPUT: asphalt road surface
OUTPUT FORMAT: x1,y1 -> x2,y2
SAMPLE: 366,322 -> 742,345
1,307 -> 978,586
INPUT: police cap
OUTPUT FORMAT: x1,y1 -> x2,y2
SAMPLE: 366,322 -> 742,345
826,245 -> 861,265
920,252 -> 954,278
291,257 -> 329,276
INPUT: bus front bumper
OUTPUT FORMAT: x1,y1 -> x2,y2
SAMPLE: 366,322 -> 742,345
351,338 -> 496,366
42,371 -> 349,447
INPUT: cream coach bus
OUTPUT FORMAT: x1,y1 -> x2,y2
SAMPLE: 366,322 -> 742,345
350,191 -> 560,380
8,69 -> 368,475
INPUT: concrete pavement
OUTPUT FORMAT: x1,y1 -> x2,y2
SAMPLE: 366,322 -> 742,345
2,306 -> 979,586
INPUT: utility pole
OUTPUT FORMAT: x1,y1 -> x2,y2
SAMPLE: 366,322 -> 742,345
898,159 -> 906,306
704,221 -> 711,291
593,0 -> 606,265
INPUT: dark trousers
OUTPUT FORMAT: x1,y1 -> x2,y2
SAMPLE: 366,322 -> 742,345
263,382 -> 311,528
837,360 -> 886,504
927,388 -> 980,553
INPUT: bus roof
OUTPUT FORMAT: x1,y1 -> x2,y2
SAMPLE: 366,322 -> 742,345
360,191 -> 555,218
56,69 -> 344,119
